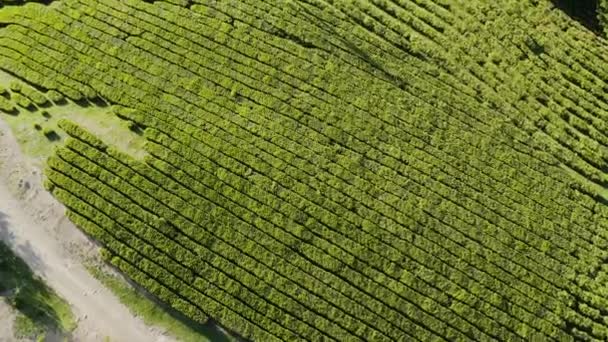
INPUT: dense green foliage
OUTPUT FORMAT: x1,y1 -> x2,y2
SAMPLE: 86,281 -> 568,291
600,0 -> 608,35
3,0 -> 608,340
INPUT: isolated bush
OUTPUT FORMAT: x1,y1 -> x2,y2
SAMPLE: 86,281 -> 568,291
0,98 -> 15,113
24,89 -> 48,106
12,93 -> 32,109
9,81 -> 22,93
42,127 -> 59,141
47,90 -> 65,103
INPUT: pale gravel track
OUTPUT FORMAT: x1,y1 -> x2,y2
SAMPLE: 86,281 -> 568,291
0,117 -> 172,342
0,301 -> 17,342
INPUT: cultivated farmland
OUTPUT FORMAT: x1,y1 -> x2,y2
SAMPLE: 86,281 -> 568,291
2,0 -> 608,341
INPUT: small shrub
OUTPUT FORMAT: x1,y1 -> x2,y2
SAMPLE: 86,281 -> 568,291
99,248 -> 113,261
28,92 -> 48,106
13,314 -> 43,339
47,90 -> 66,104
0,98 -> 16,114
42,128 -> 60,141
13,93 -> 32,109
9,81 -> 22,93
42,178 -> 55,192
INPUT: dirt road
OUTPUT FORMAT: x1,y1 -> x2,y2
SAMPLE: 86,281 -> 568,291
0,118 -> 171,342
0,301 -> 17,342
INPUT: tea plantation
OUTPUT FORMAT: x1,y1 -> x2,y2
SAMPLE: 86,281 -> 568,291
2,0 -> 608,340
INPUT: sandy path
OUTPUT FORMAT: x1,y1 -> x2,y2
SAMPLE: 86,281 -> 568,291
0,118 -> 171,342
0,301 -> 17,342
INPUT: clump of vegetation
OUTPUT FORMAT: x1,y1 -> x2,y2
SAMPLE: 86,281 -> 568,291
13,314 -> 45,340
42,127 -> 60,141
12,93 -> 33,110
47,90 -> 66,104
21,86 -> 49,106
123,120 -> 143,135
9,81 -> 22,93
0,97 -> 16,114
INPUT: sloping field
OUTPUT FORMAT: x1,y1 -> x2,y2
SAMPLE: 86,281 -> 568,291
2,0 -> 608,340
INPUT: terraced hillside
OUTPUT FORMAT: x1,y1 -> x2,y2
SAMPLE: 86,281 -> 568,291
2,0 -> 608,340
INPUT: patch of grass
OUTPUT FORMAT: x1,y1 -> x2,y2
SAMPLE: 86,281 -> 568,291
13,313 -> 45,340
87,265 -> 236,342
0,241 -> 76,339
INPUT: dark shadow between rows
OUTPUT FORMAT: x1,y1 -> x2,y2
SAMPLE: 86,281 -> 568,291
552,0 -> 602,34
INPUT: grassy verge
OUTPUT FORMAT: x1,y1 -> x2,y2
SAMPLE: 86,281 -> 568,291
87,265 -> 236,342
0,241 -> 76,340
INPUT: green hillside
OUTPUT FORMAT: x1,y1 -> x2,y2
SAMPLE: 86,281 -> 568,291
2,0 -> 608,340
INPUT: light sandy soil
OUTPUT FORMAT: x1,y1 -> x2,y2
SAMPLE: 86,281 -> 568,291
0,301 -> 18,342
0,117 -> 174,342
